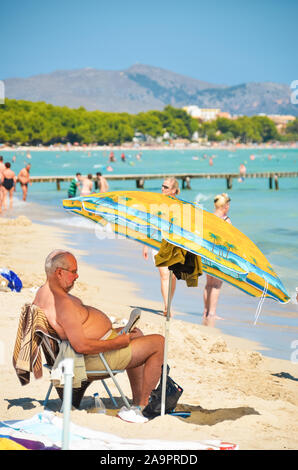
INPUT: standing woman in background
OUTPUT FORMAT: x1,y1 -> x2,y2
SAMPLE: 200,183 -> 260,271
143,177 -> 180,316
1,162 -> 17,210
203,193 -> 232,326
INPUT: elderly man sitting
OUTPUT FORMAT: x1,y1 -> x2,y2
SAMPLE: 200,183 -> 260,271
33,249 -> 164,418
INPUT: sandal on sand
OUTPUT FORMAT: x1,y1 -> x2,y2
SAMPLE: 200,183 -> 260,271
117,406 -> 149,423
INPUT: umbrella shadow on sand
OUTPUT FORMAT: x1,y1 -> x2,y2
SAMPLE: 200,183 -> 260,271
174,403 -> 260,425
5,397 -> 260,426
130,305 -> 164,316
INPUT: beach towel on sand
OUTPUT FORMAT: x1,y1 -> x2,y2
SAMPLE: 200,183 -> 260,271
0,411 -> 239,450
12,303 -> 60,385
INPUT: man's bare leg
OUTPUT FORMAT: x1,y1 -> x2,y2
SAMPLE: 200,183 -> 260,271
126,334 -> 164,407
126,365 -> 144,405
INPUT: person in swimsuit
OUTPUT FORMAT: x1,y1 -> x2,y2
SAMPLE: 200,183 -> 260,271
203,193 -> 232,326
2,162 -> 17,210
80,174 -> 93,196
0,156 -> 5,214
33,250 -> 164,410
142,177 -> 180,316
18,163 -> 31,201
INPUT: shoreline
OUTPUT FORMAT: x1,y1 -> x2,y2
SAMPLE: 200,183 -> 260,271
1,215 -> 298,449
1,142 -> 297,153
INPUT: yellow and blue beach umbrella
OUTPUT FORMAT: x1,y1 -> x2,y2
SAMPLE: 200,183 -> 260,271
63,190 -> 289,304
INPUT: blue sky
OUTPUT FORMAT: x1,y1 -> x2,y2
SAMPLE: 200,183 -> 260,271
1,0 -> 297,85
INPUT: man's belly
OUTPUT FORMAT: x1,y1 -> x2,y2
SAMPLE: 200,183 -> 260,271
82,306 -> 112,340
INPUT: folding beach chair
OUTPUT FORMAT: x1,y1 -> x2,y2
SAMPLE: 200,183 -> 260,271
41,329 -> 131,410
13,303 -> 131,411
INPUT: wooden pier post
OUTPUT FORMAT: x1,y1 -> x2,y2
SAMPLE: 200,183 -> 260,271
226,176 -> 233,189
269,175 -> 273,189
56,179 -> 61,191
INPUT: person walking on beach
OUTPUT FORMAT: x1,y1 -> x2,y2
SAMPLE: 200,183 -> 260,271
94,172 -> 109,192
0,156 -> 5,213
33,250 -> 164,414
142,177 -> 180,316
203,193 -> 232,327
68,172 -> 82,198
17,163 -> 31,201
80,174 -> 93,196
1,162 -> 17,210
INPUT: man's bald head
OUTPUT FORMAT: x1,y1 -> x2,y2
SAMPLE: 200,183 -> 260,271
45,250 -> 75,276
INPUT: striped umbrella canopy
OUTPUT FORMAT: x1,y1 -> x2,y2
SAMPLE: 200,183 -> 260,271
63,190 -> 290,416
63,190 -> 289,304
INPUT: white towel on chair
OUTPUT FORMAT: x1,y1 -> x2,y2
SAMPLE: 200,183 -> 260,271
51,341 -> 87,388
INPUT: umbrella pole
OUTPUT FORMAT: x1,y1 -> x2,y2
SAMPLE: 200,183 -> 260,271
161,269 -> 173,416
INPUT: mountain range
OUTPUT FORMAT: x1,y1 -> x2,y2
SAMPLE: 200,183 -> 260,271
4,64 -> 297,116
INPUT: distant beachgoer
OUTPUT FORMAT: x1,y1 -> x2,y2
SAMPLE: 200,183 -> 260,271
121,152 -> 126,162
0,156 -> 5,213
94,172 -> 109,192
209,156 -> 214,166
238,163 -> 246,182
18,163 -> 31,201
250,154 -> 255,160
67,172 -> 82,198
2,162 -> 17,210
80,174 -> 93,196
142,177 -> 180,316
203,193 -> 232,327
109,151 -> 116,162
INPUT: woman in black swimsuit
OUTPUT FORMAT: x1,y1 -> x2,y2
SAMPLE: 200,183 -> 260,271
2,162 -> 16,210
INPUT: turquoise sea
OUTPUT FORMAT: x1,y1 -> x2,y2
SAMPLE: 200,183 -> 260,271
1,147 -> 298,360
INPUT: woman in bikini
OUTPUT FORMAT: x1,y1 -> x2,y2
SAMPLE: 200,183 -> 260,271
203,193 -> 232,326
2,162 -> 17,210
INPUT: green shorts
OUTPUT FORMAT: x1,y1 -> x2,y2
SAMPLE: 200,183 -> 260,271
84,329 -> 132,373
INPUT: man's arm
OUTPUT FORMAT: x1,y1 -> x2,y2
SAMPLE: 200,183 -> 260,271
56,297 -> 131,355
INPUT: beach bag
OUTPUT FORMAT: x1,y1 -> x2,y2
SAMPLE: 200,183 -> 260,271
142,366 -> 183,418
0,268 -> 22,292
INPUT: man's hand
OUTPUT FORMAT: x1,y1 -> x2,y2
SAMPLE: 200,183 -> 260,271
128,328 -> 140,340
113,332 -> 131,349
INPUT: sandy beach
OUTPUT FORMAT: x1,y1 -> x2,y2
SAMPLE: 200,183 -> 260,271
1,215 -> 298,450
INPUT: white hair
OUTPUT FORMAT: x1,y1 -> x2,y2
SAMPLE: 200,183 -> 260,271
44,249 -> 73,275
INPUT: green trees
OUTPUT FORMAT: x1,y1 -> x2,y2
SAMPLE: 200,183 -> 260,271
284,118 -> 298,141
0,100 -> 198,145
0,99 -> 296,145
198,115 -> 281,143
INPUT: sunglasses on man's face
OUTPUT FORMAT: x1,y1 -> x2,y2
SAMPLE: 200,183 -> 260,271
162,184 -> 170,190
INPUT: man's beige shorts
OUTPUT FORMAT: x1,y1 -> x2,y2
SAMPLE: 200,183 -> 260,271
84,329 -> 132,373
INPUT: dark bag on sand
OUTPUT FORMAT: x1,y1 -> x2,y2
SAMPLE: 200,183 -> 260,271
142,367 -> 183,418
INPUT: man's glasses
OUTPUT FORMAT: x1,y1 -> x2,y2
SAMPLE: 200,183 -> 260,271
58,267 -> 78,275
162,184 -> 170,190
